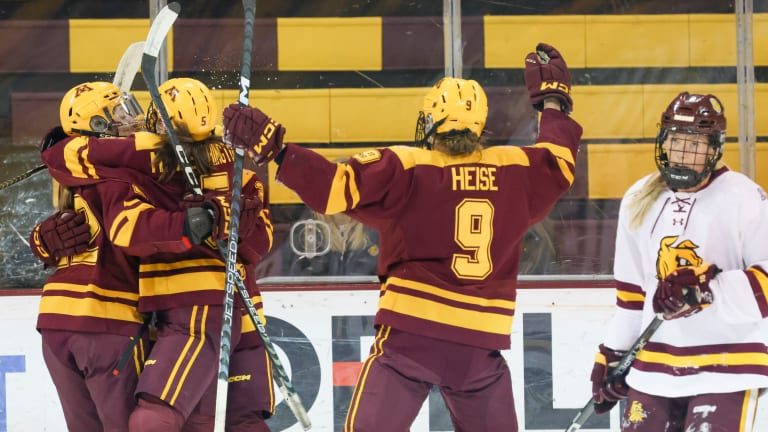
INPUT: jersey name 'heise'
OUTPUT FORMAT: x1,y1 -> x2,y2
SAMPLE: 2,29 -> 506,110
451,166 -> 498,191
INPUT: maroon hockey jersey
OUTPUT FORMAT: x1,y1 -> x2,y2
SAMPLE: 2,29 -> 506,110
42,132 -> 273,319
277,109 -> 582,349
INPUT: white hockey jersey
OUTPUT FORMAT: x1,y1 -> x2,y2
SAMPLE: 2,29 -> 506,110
604,167 -> 768,397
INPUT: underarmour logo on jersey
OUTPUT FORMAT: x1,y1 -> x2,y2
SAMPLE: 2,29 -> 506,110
673,218 -> 685,226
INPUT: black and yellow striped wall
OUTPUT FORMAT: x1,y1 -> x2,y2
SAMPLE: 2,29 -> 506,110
2,10 -> 766,203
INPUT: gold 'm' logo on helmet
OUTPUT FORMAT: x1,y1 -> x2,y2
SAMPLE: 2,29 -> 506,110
164,86 -> 180,102
74,84 -> 94,97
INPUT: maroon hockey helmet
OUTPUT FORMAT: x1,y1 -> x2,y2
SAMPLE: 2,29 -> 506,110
655,92 -> 726,190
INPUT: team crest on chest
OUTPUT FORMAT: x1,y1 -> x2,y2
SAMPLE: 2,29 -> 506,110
656,235 -> 703,280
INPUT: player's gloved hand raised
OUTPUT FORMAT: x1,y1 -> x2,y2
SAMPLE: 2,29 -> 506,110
29,210 -> 91,267
590,344 -> 629,415
223,103 -> 286,165
653,264 -> 719,320
524,42 -> 573,113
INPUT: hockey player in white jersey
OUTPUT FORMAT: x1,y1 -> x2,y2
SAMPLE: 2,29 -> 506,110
589,91 -> 768,431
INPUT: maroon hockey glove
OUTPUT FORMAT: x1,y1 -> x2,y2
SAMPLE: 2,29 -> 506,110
204,193 -> 263,240
590,344 -> 629,415
222,103 -> 286,165
524,42 -> 573,113
653,264 -> 719,320
29,210 -> 90,267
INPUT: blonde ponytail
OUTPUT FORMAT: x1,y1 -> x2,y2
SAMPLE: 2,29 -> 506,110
627,173 -> 667,230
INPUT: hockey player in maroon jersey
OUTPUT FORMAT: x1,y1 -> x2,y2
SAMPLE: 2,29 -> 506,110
41,78 -> 275,431
589,92 -> 768,431
30,81 -> 149,432
223,42 -> 582,431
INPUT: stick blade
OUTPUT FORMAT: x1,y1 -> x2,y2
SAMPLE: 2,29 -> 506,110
143,2 -> 180,58
113,41 -> 145,92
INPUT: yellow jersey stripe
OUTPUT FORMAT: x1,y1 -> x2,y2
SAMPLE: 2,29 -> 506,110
39,295 -> 143,323
637,350 -> 768,368
379,288 -> 513,335
386,276 -> 515,309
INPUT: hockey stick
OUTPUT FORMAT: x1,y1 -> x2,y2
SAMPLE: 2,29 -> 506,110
141,0 -> 311,430
226,2 -> 311,428
212,0 -> 254,428
112,318 -> 150,376
113,41 -> 146,93
140,3 -> 198,196
107,3 -> 181,376
564,314 -> 663,432
1,39 -> 149,191
0,165 -> 46,191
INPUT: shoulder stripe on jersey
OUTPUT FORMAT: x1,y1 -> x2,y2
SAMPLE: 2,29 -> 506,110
110,198 -> 157,247
133,131 -> 165,150
326,163 -> 360,214
530,142 -> 576,185
64,136 -> 97,179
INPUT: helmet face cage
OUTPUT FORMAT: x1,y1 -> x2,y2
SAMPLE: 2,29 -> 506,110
104,93 -> 144,136
414,111 -> 440,149
414,78 -> 487,148
60,82 -> 144,137
655,127 -> 723,190
655,92 -> 726,190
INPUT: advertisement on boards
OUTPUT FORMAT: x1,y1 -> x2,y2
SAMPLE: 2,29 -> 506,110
0,288 -> 766,431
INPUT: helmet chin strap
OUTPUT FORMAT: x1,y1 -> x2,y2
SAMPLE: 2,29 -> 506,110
70,128 -> 111,138
660,165 -> 710,191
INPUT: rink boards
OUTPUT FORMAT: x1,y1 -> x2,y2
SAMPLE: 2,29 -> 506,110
0,286 -> 766,432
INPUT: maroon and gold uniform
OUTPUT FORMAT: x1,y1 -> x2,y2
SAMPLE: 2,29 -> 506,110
42,132 -> 275,427
278,110 -> 580,349
33,148 -> 150,432
275,108 -> 582,431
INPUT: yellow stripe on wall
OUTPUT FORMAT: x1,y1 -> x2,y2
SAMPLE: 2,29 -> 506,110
69,19 -> 174,73
329,88 -> 423,143
484,14 -> 768,69
277,17 -> 382,71
484,15 -> 587,69
587,143 -> 768,199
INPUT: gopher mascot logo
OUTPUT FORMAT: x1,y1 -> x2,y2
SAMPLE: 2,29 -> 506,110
656,235 -> 703,281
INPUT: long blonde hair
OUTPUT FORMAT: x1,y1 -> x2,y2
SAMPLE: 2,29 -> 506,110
626,173 -> 667,230
627,161 -> 725,230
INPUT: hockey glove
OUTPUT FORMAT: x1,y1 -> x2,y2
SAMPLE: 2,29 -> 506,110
523,42 -> 573,113
183,192 -> 263,243
653,264 -> 719,320
222,103 -> 286,165
40,126 -> 69,152
590,344 -> 629,415
29,210 -> 91,267
202,193 -> 263,240
183,207 -> 213,245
